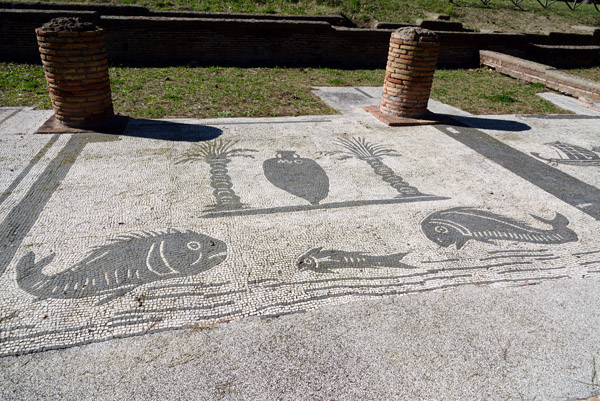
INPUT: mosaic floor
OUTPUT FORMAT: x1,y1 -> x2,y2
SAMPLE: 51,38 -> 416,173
0,106 -> 599,356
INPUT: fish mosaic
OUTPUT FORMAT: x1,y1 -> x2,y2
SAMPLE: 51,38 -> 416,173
296,247 -> 412,274
16,229 -> 228,304
263,151 -> 329,205
531,141 -> 600,166
421,207 -> 579,250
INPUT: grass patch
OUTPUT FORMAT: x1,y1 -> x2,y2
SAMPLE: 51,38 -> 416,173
561,67 -> 600,83
107,66 -> 383,118
431,67 -> 567,114
7,0 -> 600,34
0,63 -> 51,109
1,63 -> 568,117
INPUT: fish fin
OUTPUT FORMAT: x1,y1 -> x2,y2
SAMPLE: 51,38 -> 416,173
530,212 -> 569,228
296,247 -> 323,262
455,237 -> 469,250
310,246 -> 324,255
315,249 -> 342,260
387,252 -> 408,261
15,252 -> 36,282
479,238 -> 497,245
110,230 -> 158,244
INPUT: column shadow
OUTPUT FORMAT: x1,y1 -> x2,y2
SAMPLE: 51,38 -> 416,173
121,118 -> 223,142
442,115 -> 532,132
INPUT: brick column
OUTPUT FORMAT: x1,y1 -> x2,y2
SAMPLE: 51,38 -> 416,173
380,27 -> 439,119
36,25 -> 113,128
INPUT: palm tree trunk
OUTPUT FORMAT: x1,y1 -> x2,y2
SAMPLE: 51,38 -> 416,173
207,157 -> 243,210
365,157 -> 420,196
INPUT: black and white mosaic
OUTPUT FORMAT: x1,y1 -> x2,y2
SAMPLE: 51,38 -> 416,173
421,207 -> 579,249
0,111 -> 599,357
16,229 -> 227,305
531,141 -> 600,166
263,150 -> 330,205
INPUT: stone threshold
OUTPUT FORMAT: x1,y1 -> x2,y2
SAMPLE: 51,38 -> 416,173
35,114 -> 129,135
480,50 -> 600,104
363,105 -> 454,126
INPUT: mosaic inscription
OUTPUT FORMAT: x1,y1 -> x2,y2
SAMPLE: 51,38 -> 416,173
531,141 -> 600,166
421,207 -> 579,250
16,230 -> 227,305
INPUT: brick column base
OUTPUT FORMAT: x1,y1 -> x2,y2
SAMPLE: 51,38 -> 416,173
380,27 -> 440,119
36,27 -> 114,128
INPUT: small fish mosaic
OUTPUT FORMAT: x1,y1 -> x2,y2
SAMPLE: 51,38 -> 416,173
296,247 -> 412,274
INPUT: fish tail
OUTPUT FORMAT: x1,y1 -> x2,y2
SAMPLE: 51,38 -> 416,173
530,212 -> 569,228
388,252 -> 408,262
390,252 -> 410,268
375,252 -> 409,267
531,212 -> 578,242
16,252 -> 54,298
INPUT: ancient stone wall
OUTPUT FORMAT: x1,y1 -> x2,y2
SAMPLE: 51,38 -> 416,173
0,7 -> 598,68
480,50 -> 600,102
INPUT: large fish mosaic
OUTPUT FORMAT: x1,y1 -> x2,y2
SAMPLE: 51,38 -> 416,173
421,207 -> 578,250
16,229 -> 228,304
263,151 -> 329,205
296,247 -> 412,274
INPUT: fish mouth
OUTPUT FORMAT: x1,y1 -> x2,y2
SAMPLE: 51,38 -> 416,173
206,250 -> 227,262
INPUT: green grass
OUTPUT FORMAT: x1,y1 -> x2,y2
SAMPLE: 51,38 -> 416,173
431,67 -> 567,114
561,67 -> 600,83
107,66 -> 382,118
0,63 -> 51,109
0,63 -> 569,117
8,0 -> 600,33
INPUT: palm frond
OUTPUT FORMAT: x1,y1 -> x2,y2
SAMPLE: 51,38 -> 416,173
176,139 -> 257,163
336,137 -> 400,159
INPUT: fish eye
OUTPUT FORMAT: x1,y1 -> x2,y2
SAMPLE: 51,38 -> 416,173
303,259 -> 313,265
187,241 -> 202,250
434,225 -> 448,234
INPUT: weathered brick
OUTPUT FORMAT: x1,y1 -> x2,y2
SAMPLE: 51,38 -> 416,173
380,28 -> 439,118
37,28 -> 114,128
